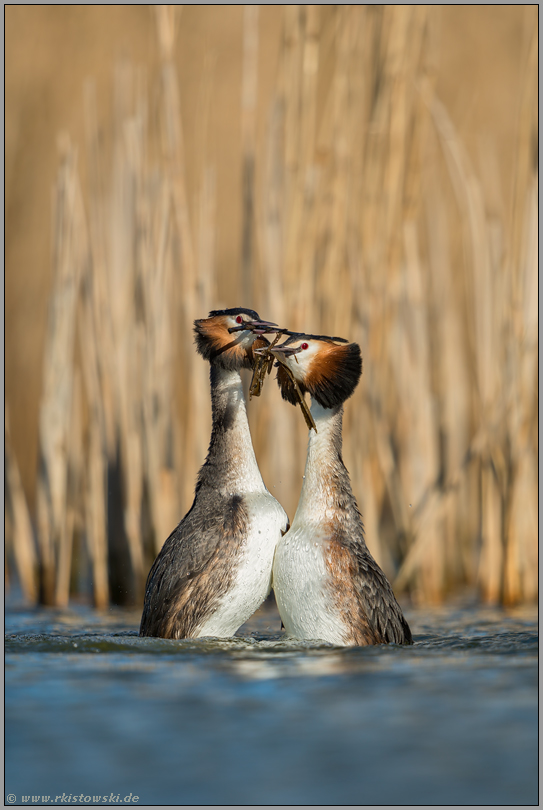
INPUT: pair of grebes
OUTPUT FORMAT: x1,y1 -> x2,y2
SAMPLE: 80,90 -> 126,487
140,308 -> 412,646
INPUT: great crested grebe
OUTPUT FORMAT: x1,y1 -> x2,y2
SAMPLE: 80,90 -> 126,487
268,333 -> 413,646
139,307 -> 289,639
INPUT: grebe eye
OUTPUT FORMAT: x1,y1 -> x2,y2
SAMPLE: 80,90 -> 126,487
236,315 -> 243,324
301,342 -> 309,350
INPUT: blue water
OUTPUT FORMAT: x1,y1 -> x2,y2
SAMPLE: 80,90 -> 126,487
5,600 -> 538,806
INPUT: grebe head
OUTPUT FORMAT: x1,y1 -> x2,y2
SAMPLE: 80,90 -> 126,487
271,333 -> 362,408
194,308 -> 278,371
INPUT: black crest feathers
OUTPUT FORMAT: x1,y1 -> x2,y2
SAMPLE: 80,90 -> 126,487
308,342 -> 362,408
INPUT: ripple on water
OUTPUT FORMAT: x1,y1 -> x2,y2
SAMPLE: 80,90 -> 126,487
5,601 -> 538,806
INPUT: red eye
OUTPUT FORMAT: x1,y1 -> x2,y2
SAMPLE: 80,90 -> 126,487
236,315 -> 243,324
301,342 -> 309,350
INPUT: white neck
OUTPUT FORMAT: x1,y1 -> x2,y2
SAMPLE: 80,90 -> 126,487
205,366 -> 265,495
292,401 -> 345,523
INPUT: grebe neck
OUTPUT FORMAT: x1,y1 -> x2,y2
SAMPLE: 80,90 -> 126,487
294,401 -> 356,522
197,366 -> 264,495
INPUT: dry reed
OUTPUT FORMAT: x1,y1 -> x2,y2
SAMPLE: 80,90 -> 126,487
5,5 -> 537,608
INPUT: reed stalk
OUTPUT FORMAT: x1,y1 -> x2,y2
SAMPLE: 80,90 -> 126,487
6,5 -> 537,608
5,408 -> 37,602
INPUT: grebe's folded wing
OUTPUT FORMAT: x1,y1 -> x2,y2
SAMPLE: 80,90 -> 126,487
325,537 -> 413,646
139,493 -> 248,637
352,549 -> 413,644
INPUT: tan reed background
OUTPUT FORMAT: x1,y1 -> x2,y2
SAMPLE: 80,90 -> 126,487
5,5 -> 538,608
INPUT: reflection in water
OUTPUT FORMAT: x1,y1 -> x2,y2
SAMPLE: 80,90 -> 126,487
5,601 -> 538,805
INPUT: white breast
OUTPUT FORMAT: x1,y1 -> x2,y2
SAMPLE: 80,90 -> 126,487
195,491 -> 288,638
272,524 -> 350,645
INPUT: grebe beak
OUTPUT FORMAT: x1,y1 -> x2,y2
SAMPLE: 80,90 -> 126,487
228,319 -> 280,335
268,344 -> 303,360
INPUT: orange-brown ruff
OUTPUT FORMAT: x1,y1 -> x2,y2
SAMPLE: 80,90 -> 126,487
271,335 -> 412,646
139,308 -> 288,639
194,314 -> 267,371
276,338 -> 361,409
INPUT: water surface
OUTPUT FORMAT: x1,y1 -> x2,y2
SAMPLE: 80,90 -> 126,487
5,600 -> 538,805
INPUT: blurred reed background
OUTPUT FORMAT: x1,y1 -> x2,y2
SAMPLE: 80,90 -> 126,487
5,5 -> 538,609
